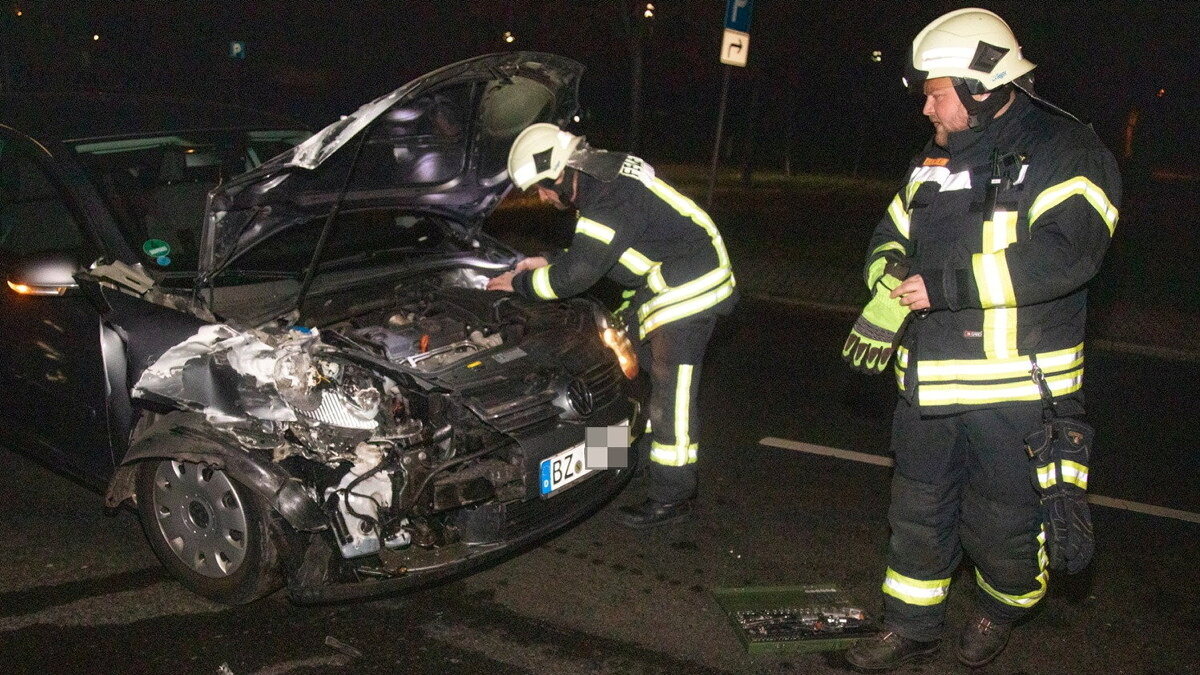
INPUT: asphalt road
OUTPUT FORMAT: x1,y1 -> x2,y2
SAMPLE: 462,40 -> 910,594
1,297 -> 1197,674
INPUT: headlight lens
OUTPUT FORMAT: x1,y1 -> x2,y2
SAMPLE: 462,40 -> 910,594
601,326 -> 639,379
272,349 -> 323,411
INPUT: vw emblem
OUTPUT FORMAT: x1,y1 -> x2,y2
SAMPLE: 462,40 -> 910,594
567,378 -> 595,417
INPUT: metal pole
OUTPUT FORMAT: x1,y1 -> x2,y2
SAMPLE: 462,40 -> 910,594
706,65 -> 732,208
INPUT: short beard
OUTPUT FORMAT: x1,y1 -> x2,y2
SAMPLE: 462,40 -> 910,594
933,124 -> 950,148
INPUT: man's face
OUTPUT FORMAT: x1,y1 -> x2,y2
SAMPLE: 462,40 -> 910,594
534,173 -> 572,211
922,77 -> 971,147
534,183 -> 567,210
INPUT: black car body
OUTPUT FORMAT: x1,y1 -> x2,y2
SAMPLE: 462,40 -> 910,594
0,52 -> 640,604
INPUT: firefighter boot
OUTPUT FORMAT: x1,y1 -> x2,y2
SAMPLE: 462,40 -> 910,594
956,614 -> 1013,667
845,631 -> 939,672
615,498 -> 692,529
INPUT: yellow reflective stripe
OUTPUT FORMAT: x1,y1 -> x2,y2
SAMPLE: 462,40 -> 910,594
530,265 -> 557,300
1060,460 -> 1089,489
647,178 -> 731,268
1037,460 -> 1089,490
887,194 -> 911,239
648,364 -> 697,467
648,265 -> 669,293
1028,176 -> 1119,235
1037,527 -> 1049,569
575,216 -> 615,244
639,278 -> 735,338
975,568 -> 1047,608
972,250 -> 1017,310
982,307 -> 1019,359
895,345 -> 910,391
866,241 -> 906,288
650,442 -> 698,466
638,266 -> 732,319
1035,463 -> 1055,490
618,247 -> 655,275
675,364 -> 693,452
978,211 -> 1020,359
916,344 -> 1083,382
918,369 -> 1083,407
975,247 -> 1019,359
881,568 -> 950,606
984,210 -> 1018,253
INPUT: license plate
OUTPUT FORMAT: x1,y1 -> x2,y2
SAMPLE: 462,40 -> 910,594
539,442 -> 591,496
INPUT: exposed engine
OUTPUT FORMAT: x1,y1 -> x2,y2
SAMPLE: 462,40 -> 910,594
131,272 -> 629,569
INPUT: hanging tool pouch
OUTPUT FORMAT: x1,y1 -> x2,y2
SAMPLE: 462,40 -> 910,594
1024,355 -> 1095,574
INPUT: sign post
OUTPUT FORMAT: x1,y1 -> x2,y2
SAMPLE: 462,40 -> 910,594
707,0 -> 754,207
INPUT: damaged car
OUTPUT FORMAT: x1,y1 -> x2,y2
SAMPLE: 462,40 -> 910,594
0,52 -> 641,604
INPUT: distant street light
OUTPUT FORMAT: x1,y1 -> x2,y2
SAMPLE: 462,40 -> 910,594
92,34 -> 100,41
871,50 -> 882,63
15,9 -> 23,17
643,3 -> 654,19
503,31 -> 515,43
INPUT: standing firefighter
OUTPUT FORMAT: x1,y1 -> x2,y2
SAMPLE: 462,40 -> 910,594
488,123 -> 737,529
843,8 -> 1120,671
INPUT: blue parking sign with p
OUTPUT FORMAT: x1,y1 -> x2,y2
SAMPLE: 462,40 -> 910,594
725,0 -> 754,33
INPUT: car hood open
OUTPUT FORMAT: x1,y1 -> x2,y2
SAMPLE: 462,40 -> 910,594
198,52 -> 583,284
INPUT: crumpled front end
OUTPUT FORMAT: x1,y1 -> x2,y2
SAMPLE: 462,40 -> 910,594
117,281 -> 639,602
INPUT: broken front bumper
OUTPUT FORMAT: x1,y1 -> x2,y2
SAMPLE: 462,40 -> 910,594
288,465 -> 633,604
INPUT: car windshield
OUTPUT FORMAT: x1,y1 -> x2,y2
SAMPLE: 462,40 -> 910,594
71,130 -> 310,272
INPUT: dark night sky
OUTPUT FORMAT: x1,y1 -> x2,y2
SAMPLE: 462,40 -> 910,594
2,1 -> 1197,176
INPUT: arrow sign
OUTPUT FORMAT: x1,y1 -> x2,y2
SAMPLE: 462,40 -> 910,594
720,29 -> 750,67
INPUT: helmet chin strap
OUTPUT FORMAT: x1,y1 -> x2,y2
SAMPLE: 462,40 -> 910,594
954,81 -> 1013,131
550,168 -> 579,207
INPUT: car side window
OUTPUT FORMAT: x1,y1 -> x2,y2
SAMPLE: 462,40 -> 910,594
0,138 -> 87,258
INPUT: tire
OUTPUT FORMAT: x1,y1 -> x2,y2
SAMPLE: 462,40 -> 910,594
135,457 -> 283,604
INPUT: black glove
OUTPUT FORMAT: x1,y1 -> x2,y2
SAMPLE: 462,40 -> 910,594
1025,418 -> 1094,574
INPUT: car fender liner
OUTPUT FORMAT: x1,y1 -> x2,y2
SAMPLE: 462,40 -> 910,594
105,411 -> 326,532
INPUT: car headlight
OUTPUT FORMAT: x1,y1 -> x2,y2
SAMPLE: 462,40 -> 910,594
601,326 -> 638,379
272,348 -> 323,411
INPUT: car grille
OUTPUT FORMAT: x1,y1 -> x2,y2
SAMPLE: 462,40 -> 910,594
463,344 -> 625,433
578,358 -> 623,411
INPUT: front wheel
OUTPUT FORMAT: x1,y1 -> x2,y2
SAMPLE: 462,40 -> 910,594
135,458 -> 282,604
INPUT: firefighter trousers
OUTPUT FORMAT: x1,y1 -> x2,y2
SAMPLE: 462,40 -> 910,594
632,316 -> 715,503
882,399 -> 1050,641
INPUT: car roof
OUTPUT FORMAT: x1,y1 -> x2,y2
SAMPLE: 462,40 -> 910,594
0,91 -> 304,145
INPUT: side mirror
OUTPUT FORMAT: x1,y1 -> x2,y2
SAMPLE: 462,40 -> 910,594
5,251 -> 82,296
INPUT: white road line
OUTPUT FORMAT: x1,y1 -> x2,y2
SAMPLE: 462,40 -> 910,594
760,437 -> 1200,525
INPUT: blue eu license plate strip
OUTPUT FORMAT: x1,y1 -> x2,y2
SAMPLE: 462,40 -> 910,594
539,442 -> 590,496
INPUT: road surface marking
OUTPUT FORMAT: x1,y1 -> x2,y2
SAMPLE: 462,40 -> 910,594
760,437 -> 1200,525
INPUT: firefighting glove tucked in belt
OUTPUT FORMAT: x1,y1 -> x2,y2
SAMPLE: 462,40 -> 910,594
842,267 -> 913,374
1025,418 -> 1095,574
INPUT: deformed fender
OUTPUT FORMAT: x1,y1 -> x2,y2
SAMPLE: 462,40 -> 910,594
105,411 -> 327,532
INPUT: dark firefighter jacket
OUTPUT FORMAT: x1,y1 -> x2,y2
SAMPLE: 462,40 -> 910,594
512,156 -> 736,339
866,93 -> 1122,413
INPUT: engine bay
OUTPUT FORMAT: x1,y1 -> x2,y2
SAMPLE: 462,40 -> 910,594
128,267 -> 631,582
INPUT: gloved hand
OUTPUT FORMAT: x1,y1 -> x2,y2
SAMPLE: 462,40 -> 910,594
1025,418 -> 1095,574
842,271 -> 912,374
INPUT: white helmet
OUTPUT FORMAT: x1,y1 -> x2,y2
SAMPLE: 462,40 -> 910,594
506,123 -> 583,190
905,8 -> 1036,94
